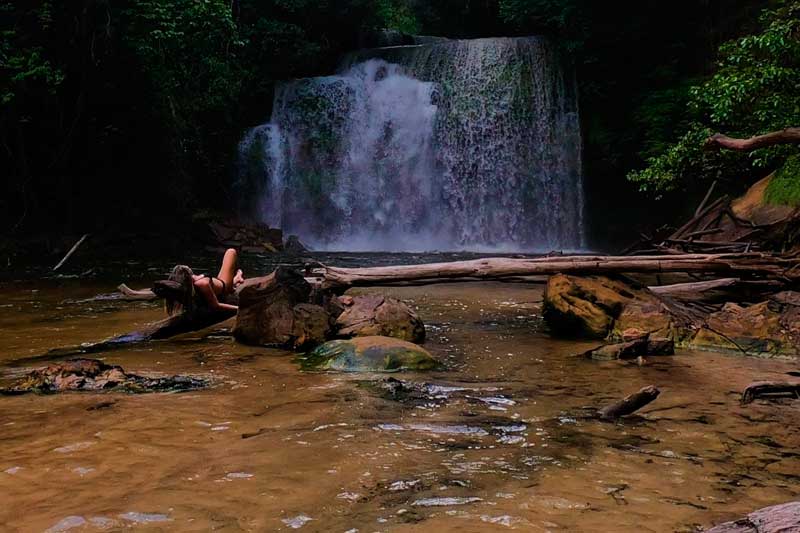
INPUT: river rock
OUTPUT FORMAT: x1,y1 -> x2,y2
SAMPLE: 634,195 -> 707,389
234,267 -> 331,349
706,500 -> 800,532
298,336 -> 440,372
335,295 -> 425,343
0,359 -> 207,395
543,274 -> 661,338
291,303 -> 333,349
583,336 -> 674,361
690,299 -> 800,355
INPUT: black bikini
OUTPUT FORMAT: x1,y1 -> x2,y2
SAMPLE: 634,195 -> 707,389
204,275 -> 227,295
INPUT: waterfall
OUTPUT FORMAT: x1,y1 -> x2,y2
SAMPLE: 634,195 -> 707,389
238,37 -> 584,251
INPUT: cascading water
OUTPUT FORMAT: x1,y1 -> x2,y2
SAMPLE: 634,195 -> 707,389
237,37 -> 584,251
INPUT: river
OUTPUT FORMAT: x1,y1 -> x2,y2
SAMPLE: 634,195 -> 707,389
1,253 -> 798,532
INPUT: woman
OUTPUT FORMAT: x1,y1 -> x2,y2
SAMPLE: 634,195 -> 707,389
192,248 -> 245,312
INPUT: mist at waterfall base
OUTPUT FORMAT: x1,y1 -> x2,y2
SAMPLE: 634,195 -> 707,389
238,37 -> 584,253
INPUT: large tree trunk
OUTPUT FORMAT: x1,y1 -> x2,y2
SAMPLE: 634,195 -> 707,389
312,253 -> 800,290
705,128 -> 800,151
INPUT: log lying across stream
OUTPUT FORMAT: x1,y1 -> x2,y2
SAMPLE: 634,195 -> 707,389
310,253 -> 800,290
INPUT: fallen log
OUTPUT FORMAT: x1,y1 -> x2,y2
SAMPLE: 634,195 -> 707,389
312,253 -> 800,290
741,381 -> 800,404
649,278 -> 782,303
599,385 -> 660,419
39,265 -> 236,359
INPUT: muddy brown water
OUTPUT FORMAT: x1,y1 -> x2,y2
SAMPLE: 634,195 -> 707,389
1,254 -> 799,532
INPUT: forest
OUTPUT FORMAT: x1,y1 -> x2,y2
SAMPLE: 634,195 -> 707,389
3,0 -> 796,254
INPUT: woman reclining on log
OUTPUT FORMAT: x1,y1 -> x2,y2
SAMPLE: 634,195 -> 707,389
192,248 -> 245,312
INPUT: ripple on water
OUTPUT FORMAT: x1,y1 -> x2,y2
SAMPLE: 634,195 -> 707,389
282,515 -> 313,528
388,479 -> 421,491
376,423 -> 489,437
53,441 -> 94,454
118,512 -> 171,523
44,516 -> 86,533
412,497 -> 483,507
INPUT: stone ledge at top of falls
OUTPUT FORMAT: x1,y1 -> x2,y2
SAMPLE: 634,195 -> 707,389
236,36 -> 584,252
297,336 -> 441,372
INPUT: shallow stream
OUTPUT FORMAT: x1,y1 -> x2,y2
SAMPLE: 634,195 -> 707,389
1,253 -> 799,532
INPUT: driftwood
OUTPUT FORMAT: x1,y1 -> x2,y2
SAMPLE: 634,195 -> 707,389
741,381 -> 800,404
117,284 -> 157,301
53,233 -> 89,271
599,385 -> 661,419
705,128 -> 800,152
311,253 -> 800,290
650,278 -> 783,304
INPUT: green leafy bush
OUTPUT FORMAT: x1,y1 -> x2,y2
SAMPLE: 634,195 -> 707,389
628,1 -> 800,193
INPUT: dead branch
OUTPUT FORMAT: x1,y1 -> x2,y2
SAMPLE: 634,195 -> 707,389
705,128 -> 800,152
117,284 -> 157,301
599,385 -> 661,419
53,233 -> 89,271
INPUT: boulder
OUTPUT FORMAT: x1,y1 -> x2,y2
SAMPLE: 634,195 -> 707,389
707,501 -> 800,532
234,267 -> 331,349
335,295 -> 425,343
543,274 -> 662,339
298,336 -> 440,372
690,299 -> 800,355
611,298 -> 679,341
1,359 -> 207,395
291,303 -> 332,349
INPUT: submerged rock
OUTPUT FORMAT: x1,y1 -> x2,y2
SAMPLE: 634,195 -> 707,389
335,295 -> 425,343
298,336 -> 440,372
1,359 -> 207,395
543,274 -> 661,339
583,335 -> 675,361
690,299 -> 800,356
707,500 -> 800,532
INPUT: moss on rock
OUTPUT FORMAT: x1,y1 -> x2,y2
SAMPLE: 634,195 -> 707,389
298,336 -> 440,372
765,155 -> 800,207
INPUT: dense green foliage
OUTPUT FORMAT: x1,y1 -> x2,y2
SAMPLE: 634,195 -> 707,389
0,0 -> 783,247
765,154 -> 800,205
629,1 -> 800,193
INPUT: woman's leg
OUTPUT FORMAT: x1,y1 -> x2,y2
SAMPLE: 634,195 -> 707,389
216,248 -> 238,290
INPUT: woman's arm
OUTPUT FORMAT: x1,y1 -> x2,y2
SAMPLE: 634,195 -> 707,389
194,277 -> 238,312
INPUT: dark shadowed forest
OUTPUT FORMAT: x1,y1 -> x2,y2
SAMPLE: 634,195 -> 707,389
4,0 -> 797,256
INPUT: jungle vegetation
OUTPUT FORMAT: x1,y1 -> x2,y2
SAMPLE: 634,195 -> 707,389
2,0 -> 793,246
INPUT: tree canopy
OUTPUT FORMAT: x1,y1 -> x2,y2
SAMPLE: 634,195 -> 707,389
0,0 -> 784,245
629,1 -> 800,194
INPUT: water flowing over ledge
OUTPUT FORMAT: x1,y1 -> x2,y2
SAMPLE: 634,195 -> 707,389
238,37 -> 584,252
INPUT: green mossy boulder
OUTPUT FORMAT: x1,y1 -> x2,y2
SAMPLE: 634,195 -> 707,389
298,336 -> 440,372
